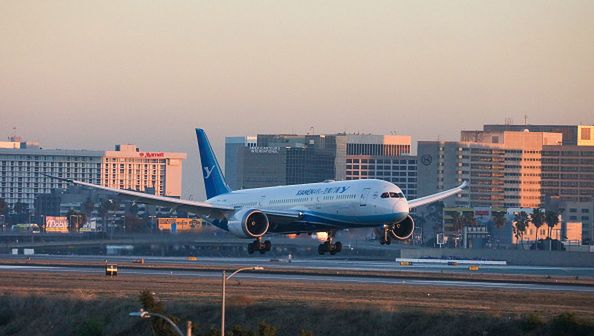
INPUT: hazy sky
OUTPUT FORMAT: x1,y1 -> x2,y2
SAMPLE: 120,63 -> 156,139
1,1 -> 593,198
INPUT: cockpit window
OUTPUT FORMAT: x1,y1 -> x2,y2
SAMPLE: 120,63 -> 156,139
382,192 -> 405,198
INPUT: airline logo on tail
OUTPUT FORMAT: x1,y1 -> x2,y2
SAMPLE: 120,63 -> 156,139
203,165 -> 215,179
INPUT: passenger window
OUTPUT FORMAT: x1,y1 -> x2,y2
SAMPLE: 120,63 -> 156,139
381,192 -> 389,198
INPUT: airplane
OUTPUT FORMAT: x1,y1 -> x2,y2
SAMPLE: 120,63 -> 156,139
51,129 -> 467,255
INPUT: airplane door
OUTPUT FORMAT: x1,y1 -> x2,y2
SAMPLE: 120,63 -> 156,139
258,196 -> 266,208
360,188 -> 371,206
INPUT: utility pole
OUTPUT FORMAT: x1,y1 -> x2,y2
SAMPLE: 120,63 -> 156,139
186,321 -> 192,336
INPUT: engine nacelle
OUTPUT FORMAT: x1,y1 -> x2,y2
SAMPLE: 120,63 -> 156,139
227,209 -> 270,238
388,215 -> 415,240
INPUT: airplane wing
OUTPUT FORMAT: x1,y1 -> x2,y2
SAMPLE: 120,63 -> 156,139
407,181 -> 467,209
44,175 -> 308,224
44,175 -> 235,219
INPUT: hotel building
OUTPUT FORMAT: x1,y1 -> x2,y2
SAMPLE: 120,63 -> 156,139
417,130 -> 563,209
0,139 -> 186,213
101,144 -> 186,198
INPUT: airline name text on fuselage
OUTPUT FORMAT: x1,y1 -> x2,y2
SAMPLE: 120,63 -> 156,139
296,186 -> 350,196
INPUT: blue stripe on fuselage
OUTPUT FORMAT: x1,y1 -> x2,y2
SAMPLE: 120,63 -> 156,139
205,210 -> 408,234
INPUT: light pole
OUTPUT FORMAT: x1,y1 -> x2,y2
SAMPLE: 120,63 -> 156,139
221,266 -> 264,336
129,309 -> 187,336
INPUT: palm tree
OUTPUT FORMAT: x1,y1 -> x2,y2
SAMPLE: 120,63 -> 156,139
12,201 -> 30,224
531,208 -> 545,244
492,211 -> 506,229
462,211 -> 477,227
450,211 -> 464,233
513,211 -> 529,248
81,197 -> 95,219
545,209 -> 561,250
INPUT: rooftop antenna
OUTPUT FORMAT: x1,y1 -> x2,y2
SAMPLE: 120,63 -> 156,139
524,114 -> 528,126
504,118 -> 513,125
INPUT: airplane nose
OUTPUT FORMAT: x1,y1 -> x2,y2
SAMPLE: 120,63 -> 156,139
394,200 -> 409,216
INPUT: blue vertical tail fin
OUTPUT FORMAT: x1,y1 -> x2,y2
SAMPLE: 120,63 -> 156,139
196,128 -> 232,199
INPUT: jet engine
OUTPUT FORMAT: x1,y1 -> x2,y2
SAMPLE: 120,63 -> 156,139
388,215 -> 415,240
227,209 -> 270,238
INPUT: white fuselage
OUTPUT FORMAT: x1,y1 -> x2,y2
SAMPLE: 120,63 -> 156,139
208,179 -> 409,227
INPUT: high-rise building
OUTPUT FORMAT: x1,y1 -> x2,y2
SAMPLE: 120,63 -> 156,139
225,133 -> 416,196
101,144 -> 186,198
0,146 -> 103,211
0,140 -> 186,216
483,124 -> 594,146
417,130 -> 563,209
344,134 -> 417,198
225,134 -> 341,189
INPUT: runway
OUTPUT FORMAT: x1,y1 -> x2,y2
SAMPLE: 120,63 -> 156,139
10,254 -> 594,277
1,259 -> 593,293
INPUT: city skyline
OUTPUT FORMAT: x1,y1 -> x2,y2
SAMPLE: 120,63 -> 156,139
2,1 -> 593,198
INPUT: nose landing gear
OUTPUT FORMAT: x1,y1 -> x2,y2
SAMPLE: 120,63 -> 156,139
380,224 -> 392,245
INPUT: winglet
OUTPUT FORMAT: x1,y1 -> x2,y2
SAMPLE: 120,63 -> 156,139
196,128 -> 232,199
408,181 -> 468,209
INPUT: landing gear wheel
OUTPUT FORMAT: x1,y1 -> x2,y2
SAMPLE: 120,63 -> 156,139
385,238 -> 392,245
335,241 -> 342,253
248,238 -> 271,254
318,244 -> 326,255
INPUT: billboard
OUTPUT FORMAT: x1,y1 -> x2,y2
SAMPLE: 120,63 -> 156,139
157,218 -> 202,233
45,216 -> 69,233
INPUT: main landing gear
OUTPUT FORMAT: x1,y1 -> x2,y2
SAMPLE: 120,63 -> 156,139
318,232 -> 342,255
380,224 -> 392,245
248,237 -> 272,254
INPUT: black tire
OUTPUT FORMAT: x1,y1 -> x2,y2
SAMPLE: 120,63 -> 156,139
330,250 -> 336,255
380,240 -> 385,245
335,242 -> 342,253
248,243 -> 255,254
318,244 -> 326,255
385,239 -> 392,245
259,249 -> 266,254
264,240 -> 272,251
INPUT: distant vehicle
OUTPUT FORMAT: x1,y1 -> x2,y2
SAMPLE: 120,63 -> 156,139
11,224 -> 41,234
46,129 -> 466,255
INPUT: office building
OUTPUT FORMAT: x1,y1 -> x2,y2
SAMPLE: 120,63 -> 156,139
225,134 -> 342,189
344,134 -> 416,198
225,133 -> 417,197
541,145 -> 594,203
